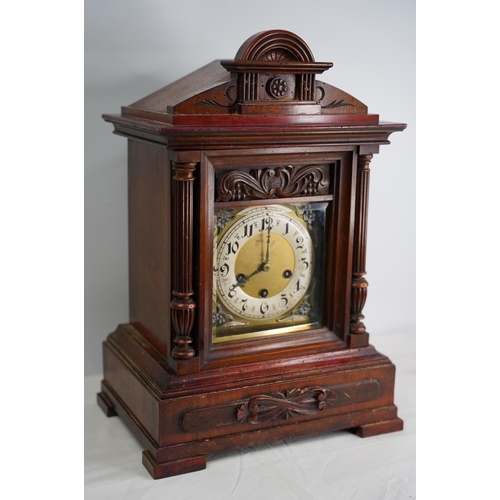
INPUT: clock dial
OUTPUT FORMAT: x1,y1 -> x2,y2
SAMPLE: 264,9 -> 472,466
215,205 -> 313,321
213,202 -> 328,343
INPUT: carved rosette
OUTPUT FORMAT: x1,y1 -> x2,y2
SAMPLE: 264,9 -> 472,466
350,154 -> 372,341
170,162 -> 197,360
267,78 -> 288,99
236,387 -> 337,424
216,164 -> 330,202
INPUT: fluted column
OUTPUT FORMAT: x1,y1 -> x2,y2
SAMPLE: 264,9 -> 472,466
170,161 -> 196,360
349,154 -> 372,348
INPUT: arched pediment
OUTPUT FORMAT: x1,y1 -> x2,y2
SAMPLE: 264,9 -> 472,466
234,30 -> 315,63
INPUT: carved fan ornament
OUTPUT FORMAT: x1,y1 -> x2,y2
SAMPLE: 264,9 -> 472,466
263,48 -> 295,62
216,164 -> 330,202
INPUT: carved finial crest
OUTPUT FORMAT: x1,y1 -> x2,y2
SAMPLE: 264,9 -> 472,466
220,30 -> 332,112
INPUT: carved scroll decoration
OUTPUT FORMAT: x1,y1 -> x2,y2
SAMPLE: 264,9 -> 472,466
322,99 -> 355,109
216,164 -> 330,202
236,387 -> 337,424
349,154 -> 372,344
194,86 -> 237,110
179,380 -> 380,433
170,162 -> 197,360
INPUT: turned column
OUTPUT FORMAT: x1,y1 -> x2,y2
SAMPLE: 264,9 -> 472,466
349,153 -> 372,348
170,161 -> 197,364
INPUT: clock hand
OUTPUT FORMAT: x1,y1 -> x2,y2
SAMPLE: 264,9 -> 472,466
230,227 -> 273,291
264,225 -> 272,264
230,261 -> 267,291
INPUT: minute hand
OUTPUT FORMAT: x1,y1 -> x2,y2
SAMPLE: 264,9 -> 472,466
264,225 -> 272,264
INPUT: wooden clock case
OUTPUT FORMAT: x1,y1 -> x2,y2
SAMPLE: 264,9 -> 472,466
99,30 -> 406,479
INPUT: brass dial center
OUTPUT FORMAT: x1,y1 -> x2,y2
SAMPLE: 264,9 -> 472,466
234,233 -> 294,299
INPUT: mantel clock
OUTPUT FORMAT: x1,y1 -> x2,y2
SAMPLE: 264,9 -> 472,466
99,30 -> 407,479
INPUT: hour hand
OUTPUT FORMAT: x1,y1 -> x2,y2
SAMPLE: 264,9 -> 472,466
232,262 -> 265,288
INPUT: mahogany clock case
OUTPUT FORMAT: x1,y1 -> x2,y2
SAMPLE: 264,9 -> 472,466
98,30 -> 407,479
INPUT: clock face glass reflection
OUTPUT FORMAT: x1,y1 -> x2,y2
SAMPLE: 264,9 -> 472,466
212,202 -> 327,343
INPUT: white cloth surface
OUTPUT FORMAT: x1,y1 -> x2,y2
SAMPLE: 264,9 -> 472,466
85,329 -> 415,500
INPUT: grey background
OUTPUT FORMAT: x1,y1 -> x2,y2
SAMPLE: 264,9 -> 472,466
85,0 -> 415,376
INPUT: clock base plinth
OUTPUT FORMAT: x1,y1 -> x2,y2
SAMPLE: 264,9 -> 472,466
142,451 -> 207,479
351,417 -> 404,438
99,323 -> 403,480
97,391 -> 117,418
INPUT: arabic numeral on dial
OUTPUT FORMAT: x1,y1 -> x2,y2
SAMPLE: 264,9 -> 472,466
243,224 -> 254,238
296,236 -> 304,249
241,299 -> 248,312
295,279 -> 301,291
279,294 -> 288,307
228,285 -> 238,299
261,217 -> 273,231
299,258 -> 309,270
227,241 -> 239,255
260,302 -> 269,315
282,222 -> 289,235
219,263 -> 230,276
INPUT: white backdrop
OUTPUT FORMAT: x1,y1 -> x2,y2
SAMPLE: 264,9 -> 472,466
84,0 -> 415,375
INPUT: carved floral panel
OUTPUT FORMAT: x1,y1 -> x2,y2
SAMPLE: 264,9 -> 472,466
215,164 -> 330,202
